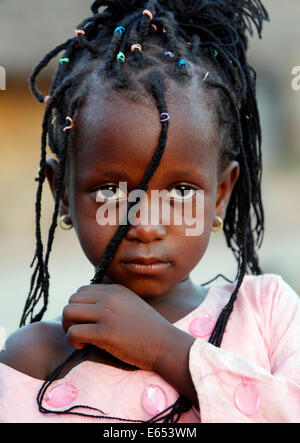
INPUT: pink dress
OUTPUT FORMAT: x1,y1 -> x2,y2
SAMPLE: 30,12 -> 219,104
0,274 -> 299,423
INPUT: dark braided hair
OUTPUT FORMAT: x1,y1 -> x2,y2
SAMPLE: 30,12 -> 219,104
21,0 -> 269,422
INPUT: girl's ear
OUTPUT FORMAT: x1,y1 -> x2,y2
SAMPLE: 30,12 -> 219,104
215,160 -> 240,220
45,158 -> 70,217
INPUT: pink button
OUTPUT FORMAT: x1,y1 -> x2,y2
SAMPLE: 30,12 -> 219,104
141,384 -> 168,416
45,381 -> 79,408
189,315 -> 215,337
234,378 -> 261,416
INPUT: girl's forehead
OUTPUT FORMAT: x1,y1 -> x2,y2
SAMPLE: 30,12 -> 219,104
74,79 -> 221,165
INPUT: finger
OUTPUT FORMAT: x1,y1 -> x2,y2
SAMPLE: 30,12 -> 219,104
68,284 -> 112,304
62,303 -> 100,333
66,324 -> 99,350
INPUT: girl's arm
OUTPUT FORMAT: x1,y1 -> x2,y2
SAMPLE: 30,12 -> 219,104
185,275 -> 300,422
62,284 -> 203,408
0,321 -> 70,380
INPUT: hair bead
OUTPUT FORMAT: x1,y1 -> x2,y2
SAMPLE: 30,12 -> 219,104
59,58 -> 70,65
116,52 -> 125,62
63,116 -> 74,132
114,26 -> 125,37
75,29 -> 85,37
164,51 -> 174,58
178,59 -> 188,68
131,44 -> 142,53
203,71 -> 210,82
143,9 -> 153,20
160,113 -> 170,122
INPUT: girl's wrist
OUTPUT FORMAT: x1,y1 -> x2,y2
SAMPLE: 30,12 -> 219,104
153,324 -> 199,409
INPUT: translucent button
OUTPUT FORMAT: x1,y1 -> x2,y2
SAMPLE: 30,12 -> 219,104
234,378 -> 261,416
189,315 -> 215,337
45,381 -> 79,408
141,384 -> 168,416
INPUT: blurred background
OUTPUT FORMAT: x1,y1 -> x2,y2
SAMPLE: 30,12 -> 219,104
0,0 -> 299,338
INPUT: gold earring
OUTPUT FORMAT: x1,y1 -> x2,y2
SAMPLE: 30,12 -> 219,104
212,216 -> 223,233
59,214 -> 73,230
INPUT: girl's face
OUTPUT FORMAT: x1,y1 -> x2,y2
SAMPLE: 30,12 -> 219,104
46,77 -> 239,300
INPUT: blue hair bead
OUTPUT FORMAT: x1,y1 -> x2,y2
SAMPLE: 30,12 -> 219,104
114,26 -> 125,37
178,59 -> 188,68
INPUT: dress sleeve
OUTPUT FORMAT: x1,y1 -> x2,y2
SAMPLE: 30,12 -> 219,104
189,275 -> 300,423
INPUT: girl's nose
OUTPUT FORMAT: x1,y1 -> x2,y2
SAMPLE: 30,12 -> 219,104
125,191 -> 167,242
126,222 -> 167,242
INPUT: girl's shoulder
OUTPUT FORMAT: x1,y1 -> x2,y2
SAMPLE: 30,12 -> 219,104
217,273 -> 298,302
0,319 -> 72,380
217,273 -> 300,324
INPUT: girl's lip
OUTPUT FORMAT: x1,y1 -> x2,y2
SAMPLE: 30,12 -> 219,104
120,262 -> 172,275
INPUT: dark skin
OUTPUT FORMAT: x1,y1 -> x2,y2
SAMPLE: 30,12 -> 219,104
0,76 -> 239,411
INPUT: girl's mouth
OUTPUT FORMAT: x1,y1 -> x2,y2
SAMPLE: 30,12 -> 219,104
120,261 -> 172,275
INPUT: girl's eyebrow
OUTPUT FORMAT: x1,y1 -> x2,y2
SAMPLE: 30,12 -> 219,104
96,169 -> 132,180
94,168 -> 209,183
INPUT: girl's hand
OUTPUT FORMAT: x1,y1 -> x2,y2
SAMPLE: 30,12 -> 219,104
62,284 -> 172,371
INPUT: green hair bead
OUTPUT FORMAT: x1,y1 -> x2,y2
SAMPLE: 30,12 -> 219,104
59,58 -> 70,64
117,52 -> 125,63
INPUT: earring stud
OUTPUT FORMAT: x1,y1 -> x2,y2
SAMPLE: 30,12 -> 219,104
59,214 -> 73,230
211,216 -> 223,233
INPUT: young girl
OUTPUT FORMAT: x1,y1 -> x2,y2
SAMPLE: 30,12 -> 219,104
1,0 -> 300,423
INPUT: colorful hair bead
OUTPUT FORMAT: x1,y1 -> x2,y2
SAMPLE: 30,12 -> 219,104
143,9 -> 153,20
117,52 -> 125,62
114,26 -> 125,37
75,29 -> 85,37
160,113 -> 170,122
151,24 -> 158,31
164,51 -> 174,58
203,71 -> 210,82
59,58 -> 70,65
63,116 -> 74,132
44,95 -> 51,104
178,59 -> 188,68
213,49 -> 218,57
131,44 -> 142,53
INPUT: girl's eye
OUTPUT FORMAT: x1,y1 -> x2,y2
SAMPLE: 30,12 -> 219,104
95,185 -> 127,202
167,185 -> 197,200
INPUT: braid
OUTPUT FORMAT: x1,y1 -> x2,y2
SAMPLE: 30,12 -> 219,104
23,0 -> 269,422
